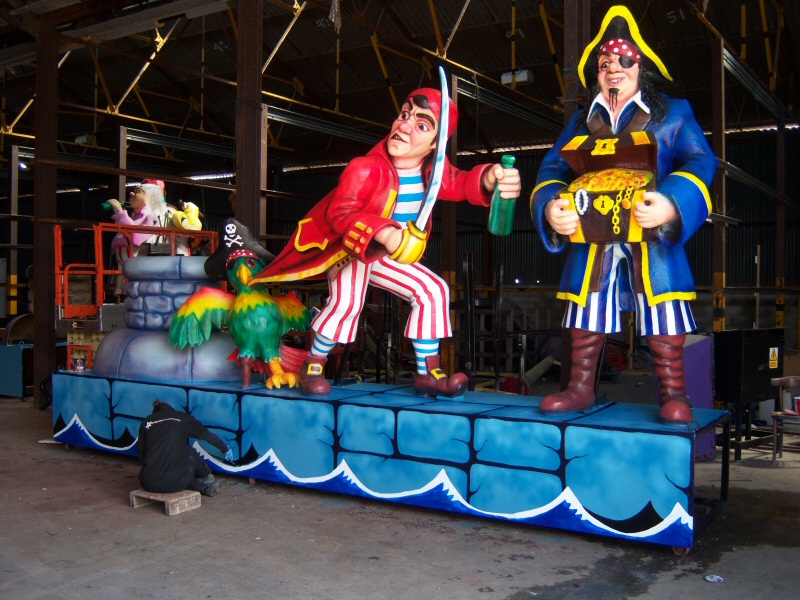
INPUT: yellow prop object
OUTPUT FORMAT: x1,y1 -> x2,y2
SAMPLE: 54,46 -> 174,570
389,221 -> 429,264
171,201 -> 203,231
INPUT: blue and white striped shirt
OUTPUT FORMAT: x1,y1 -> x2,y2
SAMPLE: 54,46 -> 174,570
392,167 -> 425,228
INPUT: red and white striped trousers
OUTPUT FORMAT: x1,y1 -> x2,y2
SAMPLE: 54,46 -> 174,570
312,256 -> 452,344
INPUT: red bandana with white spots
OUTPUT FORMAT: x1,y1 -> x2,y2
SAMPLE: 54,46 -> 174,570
226,249 -> 258,266
599,38 -> 641,63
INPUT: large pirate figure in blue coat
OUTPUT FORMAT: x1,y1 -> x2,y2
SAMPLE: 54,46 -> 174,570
531,5 -> 717,424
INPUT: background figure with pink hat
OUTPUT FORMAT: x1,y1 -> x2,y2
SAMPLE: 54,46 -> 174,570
105,181 -> 169,302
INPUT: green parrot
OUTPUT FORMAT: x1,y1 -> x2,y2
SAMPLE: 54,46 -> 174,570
169,251 -> 310,389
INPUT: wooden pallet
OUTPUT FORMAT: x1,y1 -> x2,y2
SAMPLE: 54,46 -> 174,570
129,489 -> 201,515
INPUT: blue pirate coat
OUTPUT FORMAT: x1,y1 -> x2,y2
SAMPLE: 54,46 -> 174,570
530,94 -> 717,307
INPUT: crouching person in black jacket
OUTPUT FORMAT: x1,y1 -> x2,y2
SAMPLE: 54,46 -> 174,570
138,400 -> 233,497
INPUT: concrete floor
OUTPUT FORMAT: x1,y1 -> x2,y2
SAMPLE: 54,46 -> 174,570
1,391 -> 799,600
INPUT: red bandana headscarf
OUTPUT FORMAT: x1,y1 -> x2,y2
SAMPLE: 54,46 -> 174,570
403,87 -> 459,137
599,38 -> 642,63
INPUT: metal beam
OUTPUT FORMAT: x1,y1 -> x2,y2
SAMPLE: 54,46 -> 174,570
4,51 -> 71,134
235,0 -> 264,235
427,0 -> 445,57
538,1 -> 565,97
370,33 -> 401,115
125,128 -> 235,158
113,22 -> 179,113
266,106 -> 383,145
722,47 -> 782,118
561,0 -> 590,122
718,158 -> 797,212
304,0 -> 560,116
684,1 -> 785,120
455,77 -> 563,132
7,146 -> 21,317
262,1 -> 306,74
776,120 -> 786,327
712,37 -> 727,332
0,0 -> 232,70
443,1 -> 471,57
33,15 -> 59,409
117,125 -> 127,203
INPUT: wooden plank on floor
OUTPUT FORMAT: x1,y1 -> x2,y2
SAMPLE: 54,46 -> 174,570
129,489 -> 201,515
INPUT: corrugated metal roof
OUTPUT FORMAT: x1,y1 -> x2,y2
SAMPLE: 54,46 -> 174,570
0,0 -> 798,172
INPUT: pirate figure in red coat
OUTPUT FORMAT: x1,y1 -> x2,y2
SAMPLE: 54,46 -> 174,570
253,74 -> 520,397
531,6 -> 717,424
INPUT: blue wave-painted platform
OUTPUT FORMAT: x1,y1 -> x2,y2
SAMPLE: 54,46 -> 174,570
52,371 -> 727,549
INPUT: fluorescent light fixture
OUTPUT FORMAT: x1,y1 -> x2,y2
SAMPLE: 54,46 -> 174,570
501,69 -> 533,86
283,162 -> 349,173
188,172 -> 235,181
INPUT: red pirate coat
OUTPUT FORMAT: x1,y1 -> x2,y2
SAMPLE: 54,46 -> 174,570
252,137 -> 493,284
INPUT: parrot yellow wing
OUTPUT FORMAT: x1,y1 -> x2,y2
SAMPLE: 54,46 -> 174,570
169,286 -> 235,348
273,290 -> 311,335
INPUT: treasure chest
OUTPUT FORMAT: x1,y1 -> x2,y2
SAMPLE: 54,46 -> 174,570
557,131 -> 659,244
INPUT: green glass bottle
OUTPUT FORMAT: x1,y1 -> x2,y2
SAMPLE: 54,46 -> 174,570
487,154 -> 517,236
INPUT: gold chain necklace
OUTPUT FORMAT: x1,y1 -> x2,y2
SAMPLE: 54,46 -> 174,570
612,185 -> 634,234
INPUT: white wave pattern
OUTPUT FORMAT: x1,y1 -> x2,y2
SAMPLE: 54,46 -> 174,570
560,488 -> 694,538
55,418 -> 694,540
198,443 -> 694,539
55,414 -> 138,452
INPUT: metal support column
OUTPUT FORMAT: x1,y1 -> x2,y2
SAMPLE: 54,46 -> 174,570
463,252 -> 476,390
260,104 -> 269,243
562,0 -> 590,121
33,17 -> 59,408
117,126 -> 128,201
8,146 -> 21,317
236,0 -> 265,237
712,38 -> 727,332
775,117 -> 786,328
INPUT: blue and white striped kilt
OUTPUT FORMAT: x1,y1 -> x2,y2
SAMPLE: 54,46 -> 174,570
562,243 -> 696,336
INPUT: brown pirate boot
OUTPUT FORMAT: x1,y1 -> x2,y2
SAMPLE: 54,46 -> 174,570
540,329 -> 607,414
647,334 -> 693,425
299,356 -> 331,395
413,355 -> 469,398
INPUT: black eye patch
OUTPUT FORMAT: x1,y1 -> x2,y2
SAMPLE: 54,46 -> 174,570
411,94 -> 431,110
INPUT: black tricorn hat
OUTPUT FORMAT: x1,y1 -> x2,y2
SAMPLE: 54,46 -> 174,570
204,218 -> 274,280
578,5 -> 672,89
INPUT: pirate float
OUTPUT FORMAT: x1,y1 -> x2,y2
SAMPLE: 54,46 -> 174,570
52,55 -> 727,552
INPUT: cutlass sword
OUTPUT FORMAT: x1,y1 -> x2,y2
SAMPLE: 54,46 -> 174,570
413,66 -> 450,230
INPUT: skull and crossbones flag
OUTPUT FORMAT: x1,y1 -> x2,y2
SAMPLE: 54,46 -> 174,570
204,218 -> 275,280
